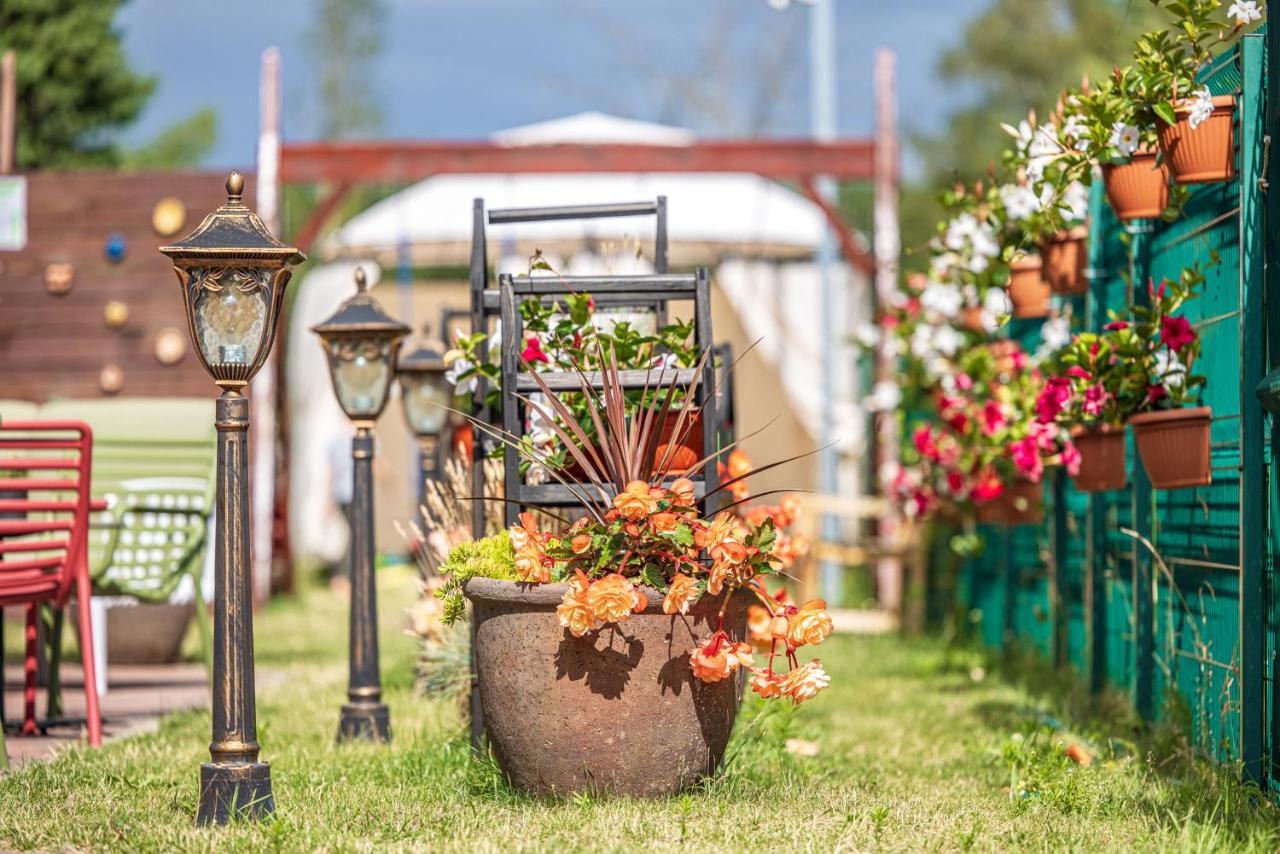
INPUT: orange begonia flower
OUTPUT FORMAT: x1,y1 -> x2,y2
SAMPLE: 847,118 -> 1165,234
786,600 -> 834,648
670,477 -> 697,508
747,604 -> 773,645
613,480 -> 659,521
663,573 -> 701,615
689,631 -> 753,683
749,668 -> 785,699
727,449 -> 753,480
509,511 -> 549,583
584,573 -> 646,624
779,660 -> 831,705
571,533 -> 592,554
650,512 -> 679,534
557,574 -> 597,638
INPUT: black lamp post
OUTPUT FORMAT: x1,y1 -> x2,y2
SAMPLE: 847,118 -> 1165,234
396,338 -> 450,504
159,171 -> 304,825
312,267 -> 409,742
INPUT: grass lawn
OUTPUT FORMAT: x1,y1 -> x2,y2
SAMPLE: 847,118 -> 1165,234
3,567 -> 1280,851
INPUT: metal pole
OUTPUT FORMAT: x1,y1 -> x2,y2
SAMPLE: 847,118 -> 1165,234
418,434 -> 439,510
198,391 -> 273,825
339,426 -> 389,741
810,0 -> 841,606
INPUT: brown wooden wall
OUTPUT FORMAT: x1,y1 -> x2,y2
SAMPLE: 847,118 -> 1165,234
0,170 -> 257,402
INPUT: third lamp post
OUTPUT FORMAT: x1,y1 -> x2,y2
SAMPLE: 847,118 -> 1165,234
396,335 -> 450,507
312,267 -> 409,742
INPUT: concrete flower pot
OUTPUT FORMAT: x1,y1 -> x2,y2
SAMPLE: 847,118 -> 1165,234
1102,151 -> 1170,221
464,577 -> 751,797
1157,95 -> 1235,185
1041,228 -> 1089,295
1129,406 -> 1212,490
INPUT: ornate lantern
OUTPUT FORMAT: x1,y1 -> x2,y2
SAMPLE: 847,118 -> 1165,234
396,336 -> 450,497
159,170 -> 304,826
312,267 -> 409,742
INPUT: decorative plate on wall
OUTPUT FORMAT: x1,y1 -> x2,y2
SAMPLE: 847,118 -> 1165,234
104,232 -> 127,263
154,327 -> 187,365
99,364 -> 125,395
44,262 -> 74,296
151,197 -> 187,237
104,300 -> 130,329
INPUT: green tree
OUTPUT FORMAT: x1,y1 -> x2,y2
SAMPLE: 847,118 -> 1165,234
900,0 -> 1163,266
305,0 -> 386,139
0,0 -> 154,168
120,108 -> 218,170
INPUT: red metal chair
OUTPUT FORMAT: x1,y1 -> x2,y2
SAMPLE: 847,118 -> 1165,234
0,420 -> 102,747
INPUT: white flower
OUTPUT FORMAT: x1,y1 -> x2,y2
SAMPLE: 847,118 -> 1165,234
920,281 -> 964,319
1061,113 -> 1088,151
1062,181 -> 1090,224
1039,315 -> 1072,353
1000,184 -> 1040,222
930,251 -> 961,279
1228,1 -> 1262,25
970,224 -> 1001,261
983,287 -> 1012,317
864,380 -> 902,412
853,322 -> 880,348
967,252 -> 991,275
943,214 -> 980,252
1186,86 -> 1215,130
933,325 -> 964,357
910,324 -> 937,359
1153,349 -> 1185,388
444,356 -> 476,395
1109,122 -> 1140,157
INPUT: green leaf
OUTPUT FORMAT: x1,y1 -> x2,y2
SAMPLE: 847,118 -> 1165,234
1153,101 -> 1178,126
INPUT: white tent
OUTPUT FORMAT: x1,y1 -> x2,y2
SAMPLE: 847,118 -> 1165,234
288,113 -> 869,564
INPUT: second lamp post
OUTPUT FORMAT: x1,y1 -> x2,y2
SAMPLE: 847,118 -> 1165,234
396,336 -> 450,506
313,267 -> 408,742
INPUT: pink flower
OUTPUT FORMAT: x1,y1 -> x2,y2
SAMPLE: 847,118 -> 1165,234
1060,441 -> 1081,476
521,335 -> 550,364
955,373 -> 974,391
1103,320 -> 1129,331
1065,366 -> 1091,380
913,426 -> 939,461
1160,315 -> 1195,353
1146,384 -> 1168,404
1010,351 -> 1029,371
980,400 -> 1006,437
972,468 -> 1004,502
946,470 -> 965,495
1035,377 -> 1073,423
1009,436 -> 1044,482
1082,383 -> 1110,417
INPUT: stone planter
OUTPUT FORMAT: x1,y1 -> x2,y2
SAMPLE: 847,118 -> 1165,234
1070,425 -> 1127,493
464,577 -> 751,797
1130,406 -> 1213,490
1102,151 -> 1170,221
107,601 -> 195,663
1157,95 -> 1236,184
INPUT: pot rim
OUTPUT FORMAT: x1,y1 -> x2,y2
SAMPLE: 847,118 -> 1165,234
1128,405 -> 1212,427
465,575 -> 718,608
1044,225 -> 1089,244
1070,422 -> 1126,438
1009,252 -> 1043,271
1104,149 -> 1164,168
1171,93 -> 1236,115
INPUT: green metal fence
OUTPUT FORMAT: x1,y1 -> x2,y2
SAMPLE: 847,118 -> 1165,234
954,32 -> 1275,788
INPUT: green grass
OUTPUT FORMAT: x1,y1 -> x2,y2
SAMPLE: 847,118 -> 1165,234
3,569 -> 1280,851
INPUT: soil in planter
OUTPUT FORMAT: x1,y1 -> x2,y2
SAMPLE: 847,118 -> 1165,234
1129,406 -> 1212,490
1041,228 -> 1088,295
1157,95 -> 1235,184
1007,255 -> 1050,319
1070,425 -> 1127,492
465,577 -> 752,797
1102,151 -> 1170,221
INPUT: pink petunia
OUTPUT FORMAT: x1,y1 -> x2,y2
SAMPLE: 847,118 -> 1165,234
1146,384 -> 1168,405
913,426 -> 939,461
980,400 -> 1006,437
971,469 -> 1004,502
1035,377 -> 1073,424
1009,436 -> 1044,482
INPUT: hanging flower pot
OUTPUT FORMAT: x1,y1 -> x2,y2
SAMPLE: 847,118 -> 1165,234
1007,253 -> 1050,319
1128,406 -> 1212,489
962,307 -> 986,333
1156,95 -> 1236,185
464,578 -> 752,796
1001,479 -> 1044,525
1070,425 -> 1127,492
1102,150 -> 1170,221
1040,227 -> 1089,296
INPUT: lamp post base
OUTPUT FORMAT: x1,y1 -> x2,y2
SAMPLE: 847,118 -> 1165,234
196,761 -> 274,826
338,701 -> 390,742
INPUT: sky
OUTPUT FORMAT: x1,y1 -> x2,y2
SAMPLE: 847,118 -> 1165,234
115,0 -> 990,175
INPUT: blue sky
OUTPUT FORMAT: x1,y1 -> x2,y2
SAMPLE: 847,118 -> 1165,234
116,0 -> 989,174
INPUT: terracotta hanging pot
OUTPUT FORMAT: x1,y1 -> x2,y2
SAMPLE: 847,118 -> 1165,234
1070,424 -> 1127,492
1102,150 -> 1170,221
464,578 -> 751,796
962,307 -> 986,333
974,479 -> 1043,526
1040,228 -> 1089,295
1007,253 -> 1050,319
1157,95 -> 1236,185
1128,406 -> 1212,490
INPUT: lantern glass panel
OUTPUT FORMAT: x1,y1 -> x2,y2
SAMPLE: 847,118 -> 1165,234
192,268 -> 269,366
401,373 -> 449,435
332,339 -> 392,418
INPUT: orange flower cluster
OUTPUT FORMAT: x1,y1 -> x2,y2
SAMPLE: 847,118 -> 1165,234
699,511 -> 772,596
742,495 -> 809,568
689,630 -> 754,683
509,511 -> 550,583
556,570 -> 647,638
734,585 -> 835,705
717,449 -> 754,502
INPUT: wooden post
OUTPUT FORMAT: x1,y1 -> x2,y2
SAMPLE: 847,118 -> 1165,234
1,50 -> 15,174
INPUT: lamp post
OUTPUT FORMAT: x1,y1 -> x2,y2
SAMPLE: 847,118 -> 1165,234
160,171 -> 304,825
396,337 -> 450,506
313,268 -> 409,742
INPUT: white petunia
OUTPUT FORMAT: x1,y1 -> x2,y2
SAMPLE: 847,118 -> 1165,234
1109,122 -> 1140,157
1039,315 -> 1072,353
944,214 -> 980,252
1186,86 -> 1215,130
970,223 -> 1001,260
983,287 -> 1012,317
1153,349 -> 1185,388
864,380 -> 902,412
1228,1 -> 1262,25
1062,181 -> 1090,224
920,281 -> 964,319
910,324 -> 937,360
933,325 -> 964,357
1000,184 -> 1040,222
930,251 -> 961,279
853,322 -> 881,348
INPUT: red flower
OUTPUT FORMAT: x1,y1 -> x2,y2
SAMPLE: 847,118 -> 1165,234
521,334 -> 551,364
1146,384 -> 1168,404
1009,436 -> 1044,482
972,468 -> 1004,502
913,426 -> 939,461
1065,366 -> 1091,380
1103,320 -> 1129,331
1035,377 -> 1072,424
1160,315 -> 1195,353
980,400 -> 1006,437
